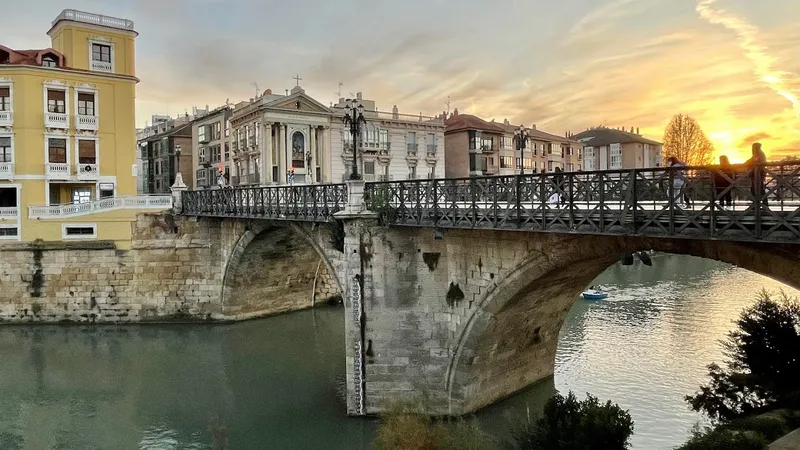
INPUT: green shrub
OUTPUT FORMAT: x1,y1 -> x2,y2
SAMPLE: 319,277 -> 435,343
725,414 -> 790,441
505,392 -> 634,450
675,427 -> 767,450
373,403 -> 497,450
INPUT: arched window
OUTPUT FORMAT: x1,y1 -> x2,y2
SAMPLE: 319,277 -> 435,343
291,131 -> 305,168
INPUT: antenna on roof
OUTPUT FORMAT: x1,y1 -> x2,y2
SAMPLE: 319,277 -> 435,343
335,82 -> 343,98
251,82 -> 259,96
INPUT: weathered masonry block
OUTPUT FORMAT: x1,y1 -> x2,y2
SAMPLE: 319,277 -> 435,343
340,222 -> 800,416
0,213 -> 344,324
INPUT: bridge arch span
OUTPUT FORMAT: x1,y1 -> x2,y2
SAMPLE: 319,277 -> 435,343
444,233 -> 800,414
219,220 -> 345,320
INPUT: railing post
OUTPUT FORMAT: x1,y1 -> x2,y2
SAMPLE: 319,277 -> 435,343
432,179 -> 439,226
344,179 -> 367,215
754,164 -> 762,239
629,169 -> 637,232
515,175 -> 522,227
170,172 -> 187,214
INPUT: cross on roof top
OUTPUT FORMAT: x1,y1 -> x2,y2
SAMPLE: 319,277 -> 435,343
293,74 -> 302,86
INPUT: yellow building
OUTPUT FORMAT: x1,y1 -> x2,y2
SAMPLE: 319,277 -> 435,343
0,10 -> 171,249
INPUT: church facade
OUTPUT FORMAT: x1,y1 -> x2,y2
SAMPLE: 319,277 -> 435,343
216,84 -> 445,187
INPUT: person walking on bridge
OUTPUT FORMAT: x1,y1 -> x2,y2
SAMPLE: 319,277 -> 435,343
714,155 -> 734,209
746,142 -> 768,208
667,156 -> 687,208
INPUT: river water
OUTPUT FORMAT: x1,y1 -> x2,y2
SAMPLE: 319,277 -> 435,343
0,254 -> 797,449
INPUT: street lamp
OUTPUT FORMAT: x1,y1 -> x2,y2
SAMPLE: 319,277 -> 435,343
343,99 -> 367,180
514,126 -> 529,175
174,144 -> 182,174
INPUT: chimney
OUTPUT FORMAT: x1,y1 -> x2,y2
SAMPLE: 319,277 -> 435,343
357,92 -> 363,100
636,127 -> 640,134
265,89 -> 272,95
392,105 -> 399,119
285,89 -> 289,95
504,118 -> 509,126
531,124 -> 536,130
453,108 -> 459,116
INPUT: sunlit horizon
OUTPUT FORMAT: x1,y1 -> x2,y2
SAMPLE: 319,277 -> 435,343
3,0 -> 798,162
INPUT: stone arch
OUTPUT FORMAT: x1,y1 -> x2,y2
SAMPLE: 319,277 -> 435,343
220,220 -> 344,320
445,233 -> 800,414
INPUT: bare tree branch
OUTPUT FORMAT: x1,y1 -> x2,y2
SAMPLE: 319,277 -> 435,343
662,114 -> 715,166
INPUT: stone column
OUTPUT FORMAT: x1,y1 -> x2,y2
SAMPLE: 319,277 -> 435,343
263,122 -> 273,184
322,126 -> 331,183
309,125 -> 317,183
277,123 -> 285,184
334,182 -> 379,416
170,172 -> 187,213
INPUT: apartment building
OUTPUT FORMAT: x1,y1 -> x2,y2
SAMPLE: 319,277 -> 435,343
0,9 -> 170,247
218,85 -> 445,186
192,105 -> 232,189
572,126 -> 662,170
135,113 -> 193,193
444,109 -> 581,177
139,122 -> 193,194
329,93 -> 445,182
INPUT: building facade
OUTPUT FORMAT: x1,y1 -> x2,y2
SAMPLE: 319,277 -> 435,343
191,105 -> 232,189
571,126 -> 662,171
0,9 -> 169,247
444,109 -> 582,177
216,85 -> 445,186
139,123 -> 193,194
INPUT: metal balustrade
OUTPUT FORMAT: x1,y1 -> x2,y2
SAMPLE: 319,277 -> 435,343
182,184 -> 348,222
363,163 -> 800,243
179,163 -> 800,243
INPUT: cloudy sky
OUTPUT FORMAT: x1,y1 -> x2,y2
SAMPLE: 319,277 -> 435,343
5,0 -> 799,162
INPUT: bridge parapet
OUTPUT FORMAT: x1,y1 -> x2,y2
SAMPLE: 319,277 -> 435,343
363,163 -> 800,243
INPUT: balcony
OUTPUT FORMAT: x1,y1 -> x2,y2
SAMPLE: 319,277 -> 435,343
407,143 -> 418,155
29,195 -> 172,219
53,10 -> 135,31
45,112 -> 69,129
0,162 -> 13,180
0,110 -> 12,127
426,144 -> 436,157
76,114 -> 98,131
91,60 -> 113,73
46,163 -> 70,180
76,163 -> 99,180
0,207 -> 18,218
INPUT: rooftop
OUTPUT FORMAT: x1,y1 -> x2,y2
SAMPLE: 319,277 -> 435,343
51,9 -> 135,33
572,127 -> 662,147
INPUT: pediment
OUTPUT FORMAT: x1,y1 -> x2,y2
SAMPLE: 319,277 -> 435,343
267,92 -> 331,114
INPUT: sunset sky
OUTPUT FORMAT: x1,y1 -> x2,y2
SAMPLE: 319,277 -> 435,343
4,0 -> 799,162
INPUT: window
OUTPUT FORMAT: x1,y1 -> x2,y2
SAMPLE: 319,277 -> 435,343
0,87 -> 9,111
406,132 -> 417,153
523,158 -> 533,170
480,137 -> 493,151
469,153 -> 485,173
198,125 -> 207,142
500,156 -> 513,168
379,129 -> 389,148
47,138 -> 67,163
364,161 -> 375,175
501,136 -> 513,149
0,227 -> 17,238
99,183 -> 114,198
610,143 -> 622,169
547,143 -> 553,155
63,224 -> 97,239
42,55 -> 57,68
584,147 -> 596,170
198,147 -> 206,163
211,145 -> 221,163
515,157 -> 521,169
213,122 -> 221,140
224,120 -> 230,137
468,130 -> 480,150
427,133 -> 436,155
71,188 -> 92,204
0,137 -> 11,163
77,93 -> 95,116
547,161 -> 553,171
47,90 -> 66,113
77,139 -> 97,164
408,165 -> 417,179
91,43 -> 111,65
224,142 -> 230,160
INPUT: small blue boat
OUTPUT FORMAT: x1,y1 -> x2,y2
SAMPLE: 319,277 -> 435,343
582,287 -> 609,300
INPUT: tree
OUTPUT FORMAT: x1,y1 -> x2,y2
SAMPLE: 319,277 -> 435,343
662,114 -> 715,166
686,291 -> 800,422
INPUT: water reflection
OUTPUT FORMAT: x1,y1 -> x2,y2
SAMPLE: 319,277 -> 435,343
0,254 -> 796,449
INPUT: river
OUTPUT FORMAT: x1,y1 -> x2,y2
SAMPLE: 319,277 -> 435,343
0,254 -> 796,449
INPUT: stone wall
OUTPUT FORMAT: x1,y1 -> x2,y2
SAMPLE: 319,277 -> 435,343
337,223 -> 800,416
0,213 -> 343,324
314,261 -> 341,304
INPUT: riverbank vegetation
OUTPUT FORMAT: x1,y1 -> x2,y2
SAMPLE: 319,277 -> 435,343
373,392 -> 634,450
677,291 -> 800,449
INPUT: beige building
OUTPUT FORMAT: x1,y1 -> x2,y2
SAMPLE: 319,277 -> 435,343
571,126 -> 662,170
444,109 -> 582,177
191,105 -> 232,189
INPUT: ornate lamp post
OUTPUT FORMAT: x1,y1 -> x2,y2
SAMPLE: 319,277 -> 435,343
343,99 -> 367,180
306,151 -> 313,183
513,126 -> 529,175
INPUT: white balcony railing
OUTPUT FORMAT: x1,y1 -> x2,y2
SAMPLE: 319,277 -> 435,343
0,110 -> 12,126
0,162 -> 13,180
53,9 -> 135,31
29,195 -> 173,219
76,163 -> 99,179
46,163 -> 70,179
0,207 -> 18,218
76,114 -> 98,130
45,112 -> 69,129
90,60 -> 113,73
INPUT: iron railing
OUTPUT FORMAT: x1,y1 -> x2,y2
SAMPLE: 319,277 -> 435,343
363,163 -> 800,243
182,184 -> 348,222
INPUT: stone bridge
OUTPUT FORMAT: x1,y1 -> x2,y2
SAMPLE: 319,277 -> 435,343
174,165 -> 800,416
